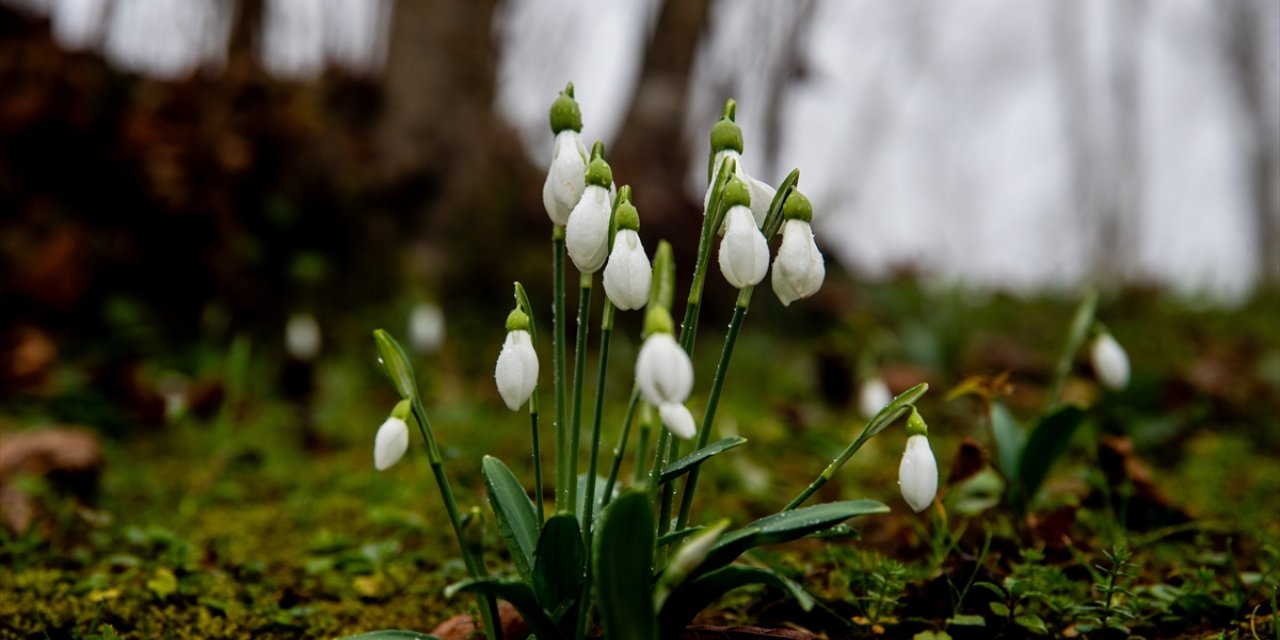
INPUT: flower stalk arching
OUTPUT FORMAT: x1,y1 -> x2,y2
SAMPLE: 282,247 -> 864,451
371,329 -> 502,640
514,282 -> 545,523
673,173 -> 801,533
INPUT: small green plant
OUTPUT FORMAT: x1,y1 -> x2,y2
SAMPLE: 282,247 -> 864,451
344,86 -> 938,639
1073,546 -> 1138,636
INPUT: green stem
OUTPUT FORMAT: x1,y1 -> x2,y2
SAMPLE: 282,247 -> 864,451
1047,288 -> 1098,410
632,412 -> 652,486
409,398 -> 501,640
783,407 -> 911,511
674,289 -> 752,531
567,273 -> 592,513
576,301 -> 613,640
552,228 -> 570,514
529,393 -> 544,523
602,389 -> 641,507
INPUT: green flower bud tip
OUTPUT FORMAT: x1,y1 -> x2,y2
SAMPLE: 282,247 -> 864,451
721,98 -> 737,121
721,175 -> 752,209
505,308 -> 531,332
590,140 -> 605,161
390,398 -> 413,422
905,407 -> 929,437
643,305 -> 675,337
782,189 -> 813,223
710,118 -> 744,155
585,156 -> 613,188
549,84 -> 582,134
373,329 -> 417,400
614,197 -> 640,232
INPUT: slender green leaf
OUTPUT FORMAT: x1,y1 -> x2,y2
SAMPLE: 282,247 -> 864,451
445,579 -> 561,640
658,436 -> 747,484
575,473 -> 613,526
658,565 -> 813,637
860,382 -> 929,442
533,514 -> 583,621
372,329 -> 417,400
702,500 -> 889,573
657,526 -> 703,547
1018,406 -> 1086,503
342,632 -> 441,640
990,403 -> 1024,482
594,492 -> 657,640
481,455 -> 539,582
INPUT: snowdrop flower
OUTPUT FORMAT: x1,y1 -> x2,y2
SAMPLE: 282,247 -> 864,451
408,302 -> 445,354
602,191 -> 651,311
702,100 -> 775,230
898,409 -> 938,513
858,376 -> 892,420
375,400 -> 412,470
635,307 -> 696,440
494,309 -> 539,411
542,84 -> 588,226
771,191 -> 825,306
717,177 -> 769,288
1090,332 -> 1130,391
565,151 -> 614,273
285,312 -> 321,361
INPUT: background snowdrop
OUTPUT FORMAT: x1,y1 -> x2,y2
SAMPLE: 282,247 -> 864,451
494,308 -> 539,410
897,409 -> 938,513
635,307 -> 696,440
770,191 -> 825,306
1090,332 -> 1130,391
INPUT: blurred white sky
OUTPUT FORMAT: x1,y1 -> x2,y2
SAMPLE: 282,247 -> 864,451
10,0 -> 1280,302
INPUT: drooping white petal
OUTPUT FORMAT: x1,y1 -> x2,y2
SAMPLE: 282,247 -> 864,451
495,330 -> 539,410
285,313 -> 321,361
542,130 -> 587,226
659,402 -> 697,440
703,151 -> 774,230
858,377 -> 892,420
771,219 -> 826,306
635,333 -> 693,407
603,230 -> 652,311
565,184 -> 612,273
1090,333 -> 1130,391
374,416 -> 410,470
717,206 -> 769,288
898,434 -> 938,513
408,302 -> 445,354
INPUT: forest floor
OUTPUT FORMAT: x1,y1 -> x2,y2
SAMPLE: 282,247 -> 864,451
2,283 -> 1278,639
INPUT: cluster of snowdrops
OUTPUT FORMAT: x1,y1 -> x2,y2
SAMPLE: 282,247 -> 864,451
351,84 -> 949,640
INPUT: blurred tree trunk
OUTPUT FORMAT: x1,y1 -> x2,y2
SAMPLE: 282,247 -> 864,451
1224,0 -> 1280,284
1100,0 -> 1146,279
610,0 -> 713,235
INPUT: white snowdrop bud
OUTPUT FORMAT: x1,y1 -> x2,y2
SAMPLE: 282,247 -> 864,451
408,302 -> 445,354
285,313 -> 321,361
374,400 -> 412,471
494,310 -> 539,411
771,192 -> 825,306
602,195 -> 650,311
1090,332 -> 1130,391
565,153 -> 614,273
858,376 -> 892,420
635,308 -> 696,440
542,86 -> 587,226
898,409 -> 938,513
717,204 -> 769,288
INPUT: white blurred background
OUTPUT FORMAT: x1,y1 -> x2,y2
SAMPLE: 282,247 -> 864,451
8,0 -> 1278,303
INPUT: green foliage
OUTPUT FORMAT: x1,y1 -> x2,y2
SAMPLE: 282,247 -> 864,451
481,455 -> 540,582
593,492 -> 657,640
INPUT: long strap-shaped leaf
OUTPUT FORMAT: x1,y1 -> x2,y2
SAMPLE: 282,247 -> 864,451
445,579 -> 562,640
594,491 -> 658,640
533,514 -> 584,623
658,566 -> 814,638
700,500 -> 889,575
482,455 -> 539,583
658,436 -> 747,485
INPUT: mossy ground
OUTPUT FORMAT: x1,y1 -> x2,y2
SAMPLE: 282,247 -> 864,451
3,282 -> 1278,639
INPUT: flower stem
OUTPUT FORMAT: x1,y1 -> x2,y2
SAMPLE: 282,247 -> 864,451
409,397 -> 501,640
576,300 -> 614,640
674,287 -> 752,532
567,272 -> 593,514
529,392 -> 544,523
632,411 -> 652,486
552,227 -> 570,513
602,388 -> 641,507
